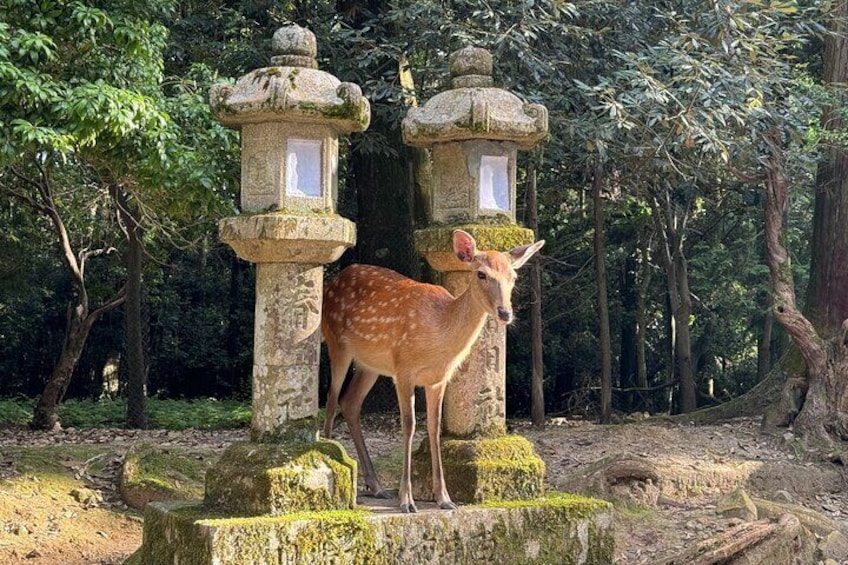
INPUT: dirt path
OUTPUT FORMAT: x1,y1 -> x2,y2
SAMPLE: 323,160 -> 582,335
1,416 -> 845,564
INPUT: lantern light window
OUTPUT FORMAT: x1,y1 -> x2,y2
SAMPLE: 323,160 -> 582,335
479,155 -> 510,211
286,139 -> 323,198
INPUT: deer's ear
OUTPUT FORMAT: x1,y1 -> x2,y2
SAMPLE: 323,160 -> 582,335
508,240 -> 545,269
453,230 -> 478,263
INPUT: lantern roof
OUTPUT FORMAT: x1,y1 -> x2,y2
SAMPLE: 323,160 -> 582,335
210,25 -> 370,133
402,47 -> 548,149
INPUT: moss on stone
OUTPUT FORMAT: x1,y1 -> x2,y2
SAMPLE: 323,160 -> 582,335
135,494 -> 614,565
479,492 -> 611,515
414,222 -> 535,255
204,439 -> 357,516
139,501 -> 215,565
121,443 -> 208,502
413,435 -> 545,503
122,549 -> 142,565
298,100 -> 370,129
477,493 -> 614,565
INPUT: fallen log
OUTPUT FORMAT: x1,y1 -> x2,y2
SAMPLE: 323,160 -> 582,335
649,514 -> 815,565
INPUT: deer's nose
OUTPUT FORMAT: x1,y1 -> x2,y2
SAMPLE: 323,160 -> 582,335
497,307 -> 513,323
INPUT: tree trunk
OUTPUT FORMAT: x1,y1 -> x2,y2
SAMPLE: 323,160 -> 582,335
764,2 -> 848,441
593,167 -> 613,423
673,249 -> 698,412
25,164 -> 127,430
123,197 -> 147,429
526,160 -> 545,427
619,254 -> 638,411
805,0 -> 848,337
651,192 -> 697,413
761,143 -> 830,437
636,233 -> 653,392
32,308 -> 97,430
757,304 -> 774,382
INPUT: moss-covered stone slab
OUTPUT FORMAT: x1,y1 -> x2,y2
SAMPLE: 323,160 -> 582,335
414,223 -> 535,271
411,435 -> 545,504
131,493 -> 613,565
204,440 -> 356,516
119,443 -> 212,510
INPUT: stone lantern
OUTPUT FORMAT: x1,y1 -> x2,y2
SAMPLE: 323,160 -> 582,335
403,46 -> 547,224
404,46 -> 548,503
203,24 -> 367,516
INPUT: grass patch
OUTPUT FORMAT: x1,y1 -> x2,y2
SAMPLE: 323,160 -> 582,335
0,397 -> 251,430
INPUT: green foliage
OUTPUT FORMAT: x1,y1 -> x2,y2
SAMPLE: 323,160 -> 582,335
147,398 -> 250,430
0,397 -> 250,429
0,397 -> 35,425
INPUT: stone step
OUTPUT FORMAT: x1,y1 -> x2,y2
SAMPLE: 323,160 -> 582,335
129,493 -> 613,565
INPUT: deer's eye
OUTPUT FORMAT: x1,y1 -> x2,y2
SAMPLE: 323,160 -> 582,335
477,271 -> 487,280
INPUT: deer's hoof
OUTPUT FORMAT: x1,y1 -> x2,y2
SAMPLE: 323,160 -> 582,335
400,503 -> 418,513
439,500 -> 457,510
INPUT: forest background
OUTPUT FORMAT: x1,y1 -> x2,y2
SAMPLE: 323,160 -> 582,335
2,0 -> 847,439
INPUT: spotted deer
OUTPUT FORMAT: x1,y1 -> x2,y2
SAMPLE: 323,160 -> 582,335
321,229 -> 544,513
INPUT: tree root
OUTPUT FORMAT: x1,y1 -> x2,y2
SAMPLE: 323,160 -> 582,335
649,514 -> 814,565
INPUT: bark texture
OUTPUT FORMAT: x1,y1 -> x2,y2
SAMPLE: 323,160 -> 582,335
593,168 -> 613,423
121,191 -> 147,429
651,191 -> 697,413
526,161 -> 545,427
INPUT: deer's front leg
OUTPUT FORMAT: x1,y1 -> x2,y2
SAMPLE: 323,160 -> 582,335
395,378 -> 417,513
425,381 -> 456,510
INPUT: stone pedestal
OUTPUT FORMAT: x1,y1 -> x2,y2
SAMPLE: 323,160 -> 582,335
207,212 -> 358,513
412,435 -> 544,504
204,441 -> 356,516
219,213 -> 356,442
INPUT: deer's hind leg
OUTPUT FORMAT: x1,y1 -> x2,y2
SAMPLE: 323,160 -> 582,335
340,366 -> 389,498
323,341 -> 352,439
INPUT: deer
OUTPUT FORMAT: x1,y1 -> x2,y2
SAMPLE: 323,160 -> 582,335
321,229 -> 544,513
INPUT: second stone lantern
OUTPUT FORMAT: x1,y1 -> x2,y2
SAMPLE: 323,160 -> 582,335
404,46 -> 549,503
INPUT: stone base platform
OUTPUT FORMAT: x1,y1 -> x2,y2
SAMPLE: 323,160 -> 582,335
127,493 -> 613,565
